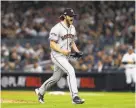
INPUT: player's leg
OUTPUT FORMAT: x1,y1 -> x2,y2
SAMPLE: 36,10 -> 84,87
39,65 -> 64,94
134,68 -> 136,92
132,68 -> 136,84
35,65 -> 64,103
51,55 -> 84,104
131,68 -> 136,92
125,69 -> 132,84
125,69 -> 132,91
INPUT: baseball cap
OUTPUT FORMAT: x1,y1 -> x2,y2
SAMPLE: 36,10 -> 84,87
63,8 -> 77,17
128,46 -> 133,50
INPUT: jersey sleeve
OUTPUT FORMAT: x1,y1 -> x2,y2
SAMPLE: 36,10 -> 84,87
122,54 -> 127,62
49,25 -> 59,42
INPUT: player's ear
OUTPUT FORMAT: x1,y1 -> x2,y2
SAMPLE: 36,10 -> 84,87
64,15 -> 67,19
59,15 -> 65,20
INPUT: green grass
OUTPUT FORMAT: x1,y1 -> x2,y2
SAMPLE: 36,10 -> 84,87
1,90 -> 135,108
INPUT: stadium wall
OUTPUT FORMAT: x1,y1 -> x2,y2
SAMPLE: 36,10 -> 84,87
1,71 -> 128,91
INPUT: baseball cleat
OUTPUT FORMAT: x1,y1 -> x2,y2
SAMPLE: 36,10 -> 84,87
35,88 -> 44,104
72,96 -> 85,104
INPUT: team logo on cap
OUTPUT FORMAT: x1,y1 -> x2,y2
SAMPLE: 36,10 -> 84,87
70,9 -> 74,13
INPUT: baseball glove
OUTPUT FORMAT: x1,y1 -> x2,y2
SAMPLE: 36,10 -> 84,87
70,52 -> 83,59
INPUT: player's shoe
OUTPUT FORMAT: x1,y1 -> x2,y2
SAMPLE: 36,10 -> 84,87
35,88 -> 44,104
72,96 -> 85,104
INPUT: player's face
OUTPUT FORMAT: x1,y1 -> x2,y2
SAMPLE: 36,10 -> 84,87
128,49 -> 133,54
66,15 -> 73,25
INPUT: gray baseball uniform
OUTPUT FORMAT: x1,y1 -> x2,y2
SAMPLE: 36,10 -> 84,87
39,21 -> 78,98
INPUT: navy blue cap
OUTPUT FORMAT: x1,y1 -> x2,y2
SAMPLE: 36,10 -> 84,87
128,46 -> 133,50
63,8 -> 77,17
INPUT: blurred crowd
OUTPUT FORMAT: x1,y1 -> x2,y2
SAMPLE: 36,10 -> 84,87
1,1 -> 135,73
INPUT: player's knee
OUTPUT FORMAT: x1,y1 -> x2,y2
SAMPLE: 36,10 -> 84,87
126,79 -> 131,84
133,75 -> 136,83
68,67 -> 75,74
53,76 -> 61,82
133,78 -> 136,84
50,76 -> 59,82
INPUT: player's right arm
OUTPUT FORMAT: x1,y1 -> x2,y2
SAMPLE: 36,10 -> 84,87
50,40 -> 70,55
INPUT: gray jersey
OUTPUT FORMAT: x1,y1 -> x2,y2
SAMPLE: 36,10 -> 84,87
38,8 -> 83,101
49,21 -> 77,57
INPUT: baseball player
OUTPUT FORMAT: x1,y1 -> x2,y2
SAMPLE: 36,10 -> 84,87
35,8 -> 85,104
121,46 -> 136,92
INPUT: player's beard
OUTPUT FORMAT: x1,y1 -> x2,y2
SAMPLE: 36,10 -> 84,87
66,18 -> 70,27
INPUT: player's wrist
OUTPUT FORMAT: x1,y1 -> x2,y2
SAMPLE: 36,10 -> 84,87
59,49 -> 63,53
75,51 -> 80,53
60,49 -> 66,55
77,51 -> 81,53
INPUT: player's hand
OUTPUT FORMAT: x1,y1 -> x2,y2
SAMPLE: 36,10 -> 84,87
61,50 -> 71,56
70,51 -> 83,59
128,61 -> 134,64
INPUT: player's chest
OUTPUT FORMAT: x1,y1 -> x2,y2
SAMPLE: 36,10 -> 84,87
59,27 -> 75,40
126,54 -> 135,60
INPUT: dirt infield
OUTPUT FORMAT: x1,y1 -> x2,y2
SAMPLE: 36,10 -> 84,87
1,99 -> 36,103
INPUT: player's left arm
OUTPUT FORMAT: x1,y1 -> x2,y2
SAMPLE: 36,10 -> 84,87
71,27 -> 81,53
71,41 -> 80,53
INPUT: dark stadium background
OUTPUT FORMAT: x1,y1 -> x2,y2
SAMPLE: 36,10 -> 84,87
1,1 -> 135,91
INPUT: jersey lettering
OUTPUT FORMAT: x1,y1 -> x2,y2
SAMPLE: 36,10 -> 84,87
61,34 -> 74,40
